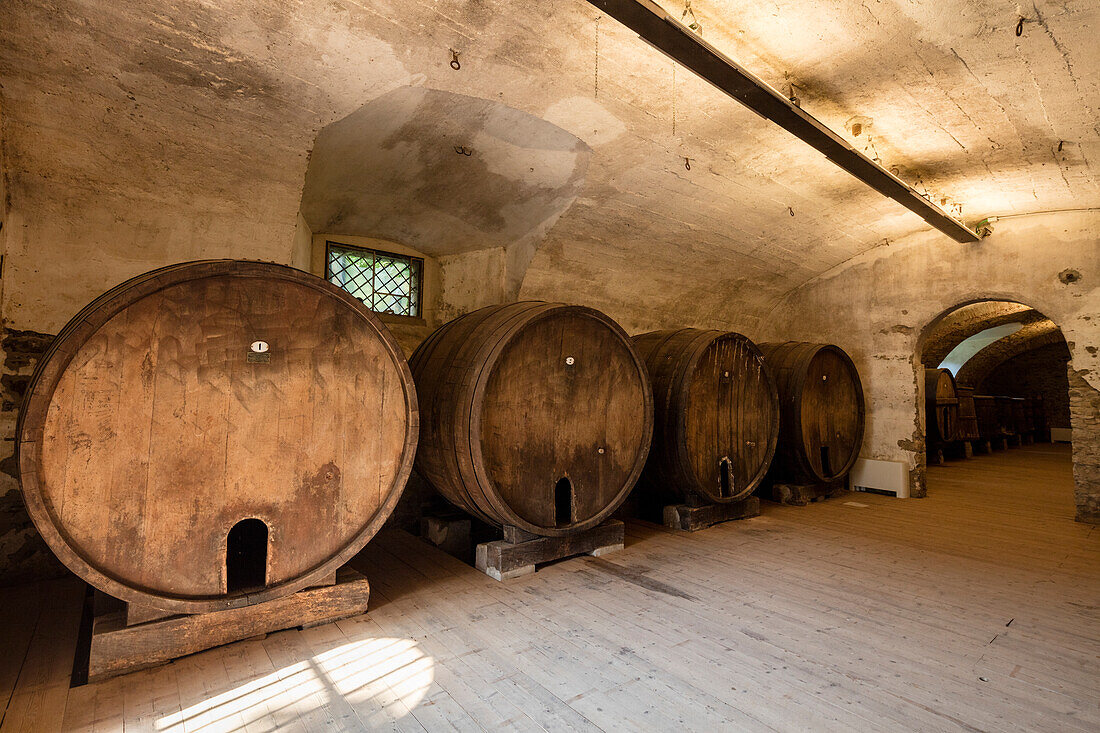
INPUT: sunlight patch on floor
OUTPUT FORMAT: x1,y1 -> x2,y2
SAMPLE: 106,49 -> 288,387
154,636 -> 434,731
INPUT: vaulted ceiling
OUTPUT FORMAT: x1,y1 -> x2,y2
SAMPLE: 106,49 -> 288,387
1,0 -> 1097,332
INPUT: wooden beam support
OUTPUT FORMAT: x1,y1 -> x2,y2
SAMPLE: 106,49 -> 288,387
586,0 -> 982,243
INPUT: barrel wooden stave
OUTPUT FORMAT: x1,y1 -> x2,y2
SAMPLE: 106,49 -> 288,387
924,368 -> 960,445
973,395 -> 999,440
18,261 -> 418,613
410,302 -> 653,536
633,329 -> 778,503
1009,397 -> 1030,437
758,342 -> 865,485
954,386 -> 982,442
993,396 -> 1018,437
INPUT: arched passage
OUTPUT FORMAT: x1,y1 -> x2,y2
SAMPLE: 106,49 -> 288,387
917,299 -> 1077,514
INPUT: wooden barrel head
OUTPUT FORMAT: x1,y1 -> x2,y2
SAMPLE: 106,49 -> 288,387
993,396 -> 1017,435
683,334 -> 777,501
799,347 -> 863,481
475,309 -> 650,531
411,302 -> 653,536
759,342 -> 865,484
633,329 -> 778,503
18,261 -> 417,613
973,395 -> 999,439
925,368 -> 959,443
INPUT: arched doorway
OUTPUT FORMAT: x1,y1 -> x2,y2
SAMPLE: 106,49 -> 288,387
917,300 -> 1077,515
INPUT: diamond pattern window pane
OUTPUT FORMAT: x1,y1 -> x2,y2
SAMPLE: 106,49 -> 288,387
326,243 -> 422,317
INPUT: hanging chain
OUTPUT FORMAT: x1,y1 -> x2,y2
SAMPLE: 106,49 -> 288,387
594,16 -> 600,98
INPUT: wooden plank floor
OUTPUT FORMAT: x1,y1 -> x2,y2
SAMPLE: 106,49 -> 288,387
1,442 -> 1097,731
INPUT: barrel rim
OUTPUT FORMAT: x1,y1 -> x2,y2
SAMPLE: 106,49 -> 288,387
467,302 -> 654,536
17,260 -> 418,613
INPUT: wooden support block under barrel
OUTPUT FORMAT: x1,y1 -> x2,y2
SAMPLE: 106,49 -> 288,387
86,567 -> 370,683
475,520 -> 625,581
663,496 -> 761,531
767,480 -> 848,506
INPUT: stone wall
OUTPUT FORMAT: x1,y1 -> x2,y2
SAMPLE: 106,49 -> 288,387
980,342 -> 1072,428
919,302 -> 1039,366
1069,370 -> 1100,523
0,329 -> 68,586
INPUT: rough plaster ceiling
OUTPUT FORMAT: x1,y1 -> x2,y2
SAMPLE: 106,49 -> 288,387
957,319 -> 1066,386
300,87 -> 591,256
918,299 -> 1066,386
0,0 -> 1097,332
939,322 -> 1024,374
920,300 -> 1037,364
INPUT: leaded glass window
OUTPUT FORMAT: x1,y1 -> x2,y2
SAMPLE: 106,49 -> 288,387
325,243 -> 422,318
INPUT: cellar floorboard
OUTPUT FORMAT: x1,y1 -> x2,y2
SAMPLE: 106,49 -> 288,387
1,442 -> 1097,732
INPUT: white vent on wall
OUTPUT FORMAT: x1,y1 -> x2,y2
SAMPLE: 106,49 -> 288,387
850,458 -> 909,498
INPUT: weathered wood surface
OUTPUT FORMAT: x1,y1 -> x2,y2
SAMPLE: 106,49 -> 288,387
17,260 -> 417,614
475,520 -> 625,580
87,567 -> 370,683
4,445 -> 1098,732
924,368 -> 959,449
757,342 -> 865,485
0,579 -> 84,733
410,302 -> 652,536
632,329 -> 778,505
1010,396 -> 1033,442
972,394 -> 1000,442
993,396 -> 1019,439
954,386 -> 981,442
662,496 -> 761,531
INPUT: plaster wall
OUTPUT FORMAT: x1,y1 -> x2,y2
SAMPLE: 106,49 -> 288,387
763,212 -> 1100,520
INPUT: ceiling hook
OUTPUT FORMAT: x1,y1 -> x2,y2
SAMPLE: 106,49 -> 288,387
1016,17 -> 1024,36
684,157 -> 692,171
450,49 -> 461,70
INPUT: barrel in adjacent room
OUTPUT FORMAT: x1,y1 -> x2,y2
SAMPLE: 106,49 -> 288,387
925,368 -> 960,459
17,260 -> 418,614
410,302 -> 653,536
632,329 -> 779,504
994,396 -> 1019,442
757,342 -> 865,486
955,386 -> 981,442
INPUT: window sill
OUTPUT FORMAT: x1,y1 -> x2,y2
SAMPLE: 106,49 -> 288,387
375,313 -> 428,328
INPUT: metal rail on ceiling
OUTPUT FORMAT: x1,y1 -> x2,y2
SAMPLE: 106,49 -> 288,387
585,0 -> 982,243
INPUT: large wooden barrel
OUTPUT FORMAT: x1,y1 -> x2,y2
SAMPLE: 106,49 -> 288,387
994,396 -> 1018,437
1010,397 -> 1030,437
973,395 -> 999,440
632,329 -> 779,504
757,342 -> 865,485
17,261 -> 418,613
924,368 -> 959,445
1030,395 -> 1048,441
409,302 -> 653,536
954,386 -> 981,442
